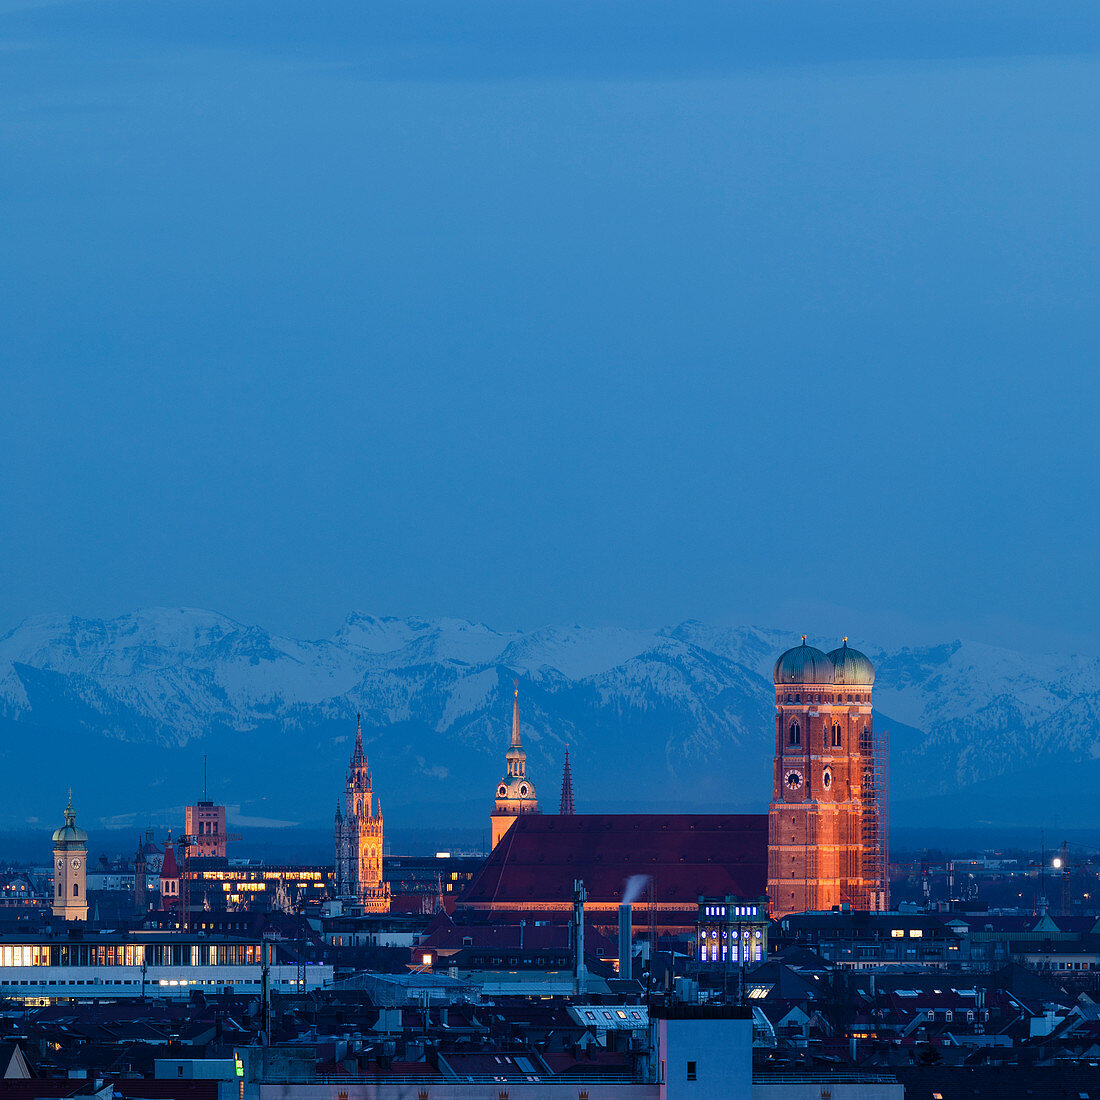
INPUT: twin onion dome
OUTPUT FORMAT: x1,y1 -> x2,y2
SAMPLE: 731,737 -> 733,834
772,636 -> 875,687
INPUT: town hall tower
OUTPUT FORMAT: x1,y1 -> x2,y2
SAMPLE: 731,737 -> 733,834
334,716 -> 390,911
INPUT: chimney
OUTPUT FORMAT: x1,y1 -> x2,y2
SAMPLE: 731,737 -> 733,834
618,903 -> 632,981
573,880 -> 588,996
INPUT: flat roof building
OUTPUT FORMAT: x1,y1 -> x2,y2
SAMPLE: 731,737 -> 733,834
0,930 -> 331,1001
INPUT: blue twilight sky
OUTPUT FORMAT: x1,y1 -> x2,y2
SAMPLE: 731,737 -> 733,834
2,0 -> 1100,653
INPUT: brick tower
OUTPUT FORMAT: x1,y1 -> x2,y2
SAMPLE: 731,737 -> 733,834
767,638 -> 880,918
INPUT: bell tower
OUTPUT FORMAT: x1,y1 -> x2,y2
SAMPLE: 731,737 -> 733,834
491,682 -> 539,848
767,638 -> 879,919
52,792 -> 88,923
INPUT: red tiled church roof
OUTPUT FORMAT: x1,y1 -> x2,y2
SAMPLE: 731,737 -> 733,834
457,813 -> 767,911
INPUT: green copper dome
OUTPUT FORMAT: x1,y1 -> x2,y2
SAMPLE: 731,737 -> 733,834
51,795 -> 88,845
773,639 -> 835,685
827,640 -> 875,686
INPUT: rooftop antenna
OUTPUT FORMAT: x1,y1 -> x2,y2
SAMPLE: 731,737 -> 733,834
203,755 -> 207,802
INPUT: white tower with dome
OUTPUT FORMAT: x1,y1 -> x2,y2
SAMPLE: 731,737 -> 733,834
52,792 -> 88,922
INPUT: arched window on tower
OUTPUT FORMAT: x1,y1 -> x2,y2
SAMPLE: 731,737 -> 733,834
788,721 -> 801,746
73,882 -> 79,898
832,723 -> 842,748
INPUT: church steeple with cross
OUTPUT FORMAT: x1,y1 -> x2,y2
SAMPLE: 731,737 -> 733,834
491,680 -> 540,849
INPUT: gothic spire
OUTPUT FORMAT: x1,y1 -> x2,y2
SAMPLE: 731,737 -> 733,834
351,713 -> 365,767
510,681 -> 522,750
559,745 -> 575,815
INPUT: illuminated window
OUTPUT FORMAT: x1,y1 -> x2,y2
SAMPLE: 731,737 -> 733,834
891,929 -> 904,938
909,929 -> 923,939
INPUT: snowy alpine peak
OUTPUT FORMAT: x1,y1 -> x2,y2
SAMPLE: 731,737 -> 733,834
2,607 -> 1099,828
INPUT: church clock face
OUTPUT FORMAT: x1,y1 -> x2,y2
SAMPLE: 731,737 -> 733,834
822,768 -> 832,791
498,784 -> 508,797
71,858 -> 81,870
519,785 -> 528,797
784,770 -> 803,792
56,858 -> 64,871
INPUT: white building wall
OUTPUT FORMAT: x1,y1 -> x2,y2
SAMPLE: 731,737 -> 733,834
753,1085 -> 903,1100
658,1016 -> 753,1100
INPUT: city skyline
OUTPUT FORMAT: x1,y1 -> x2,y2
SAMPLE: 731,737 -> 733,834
2,4 -> 1098,1094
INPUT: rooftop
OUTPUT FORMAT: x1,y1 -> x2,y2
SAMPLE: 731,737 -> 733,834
458,813 -> 767,911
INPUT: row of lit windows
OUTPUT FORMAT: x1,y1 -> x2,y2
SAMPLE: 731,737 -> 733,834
195,871 -> 325,882
891,929 -> 924,939
784,693 -> 869,704
702,905 -> 759,918
701,929 -> 762,941
700,946 -> 763,963
0,943 -> 266,967
0,977 -> 306,993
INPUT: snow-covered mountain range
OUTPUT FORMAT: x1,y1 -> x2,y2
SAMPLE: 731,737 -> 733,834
1,608 -> 1098,831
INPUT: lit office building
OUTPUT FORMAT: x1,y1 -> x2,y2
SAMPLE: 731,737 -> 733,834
187,864 -> 331,910
0,930 -> 331,1001
696,896 -> 769,968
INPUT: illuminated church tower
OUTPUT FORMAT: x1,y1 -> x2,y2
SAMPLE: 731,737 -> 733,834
767,638 -> 887,919
334,715 -> 390,911
52,792 -> 88,922
491,683 -> 539,848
